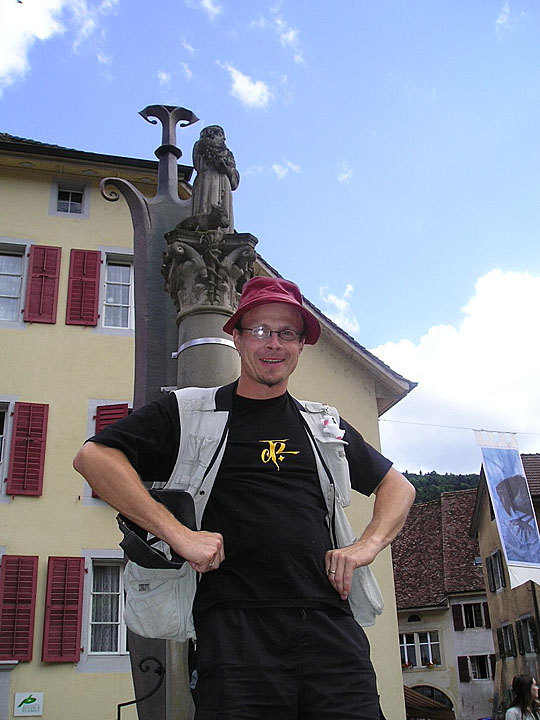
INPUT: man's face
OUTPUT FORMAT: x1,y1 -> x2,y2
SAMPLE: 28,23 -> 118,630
233,303 -> 305,399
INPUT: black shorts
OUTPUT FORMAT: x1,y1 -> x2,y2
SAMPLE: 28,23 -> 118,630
191,606 -> 380,720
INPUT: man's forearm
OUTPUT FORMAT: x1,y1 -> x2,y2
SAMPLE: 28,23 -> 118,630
325,466 -> 415,599
358,466 -> 416,557
72,442 -> 224,572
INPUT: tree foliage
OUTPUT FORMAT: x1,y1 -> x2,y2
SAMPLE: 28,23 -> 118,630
402,470 -> 479,504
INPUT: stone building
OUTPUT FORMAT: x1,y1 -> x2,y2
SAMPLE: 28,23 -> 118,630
470,454 -> 540,716
0,131 -> 414,720
393,489 -> 495,720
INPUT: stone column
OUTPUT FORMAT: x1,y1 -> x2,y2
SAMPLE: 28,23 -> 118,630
162,227 -> 258,389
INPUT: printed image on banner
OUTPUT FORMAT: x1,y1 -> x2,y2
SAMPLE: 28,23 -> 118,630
481,445 -> 540,565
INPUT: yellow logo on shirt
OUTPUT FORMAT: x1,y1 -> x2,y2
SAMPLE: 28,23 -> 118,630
260,439 -> 299,471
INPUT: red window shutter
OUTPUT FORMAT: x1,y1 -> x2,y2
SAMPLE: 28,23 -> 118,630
23,245 -> 61,324
42,557 -> 84,662
65,250 -> 100,326
6,403 -> 49,496
452,604 -> 464,631
95,404 -> 129,434
0,555 -> 38,661
92,404 -> 129,497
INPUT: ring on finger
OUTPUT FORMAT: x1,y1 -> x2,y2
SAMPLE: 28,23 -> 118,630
328,569 -> 336,574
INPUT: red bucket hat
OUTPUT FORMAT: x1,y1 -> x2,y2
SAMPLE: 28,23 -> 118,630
223,277 -> 321,345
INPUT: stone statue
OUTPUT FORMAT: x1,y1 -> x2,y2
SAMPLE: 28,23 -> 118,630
191,125 -> 239,233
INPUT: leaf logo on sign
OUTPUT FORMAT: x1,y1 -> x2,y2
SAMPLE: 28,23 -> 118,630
18,696 -> 37,708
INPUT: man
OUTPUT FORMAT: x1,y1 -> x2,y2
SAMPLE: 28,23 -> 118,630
74,277 -> 415,720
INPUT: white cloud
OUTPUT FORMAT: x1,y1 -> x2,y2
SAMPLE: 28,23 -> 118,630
220,62 -> 273,108
182,37 -> 196,55
337,161 -> 353,185
319,284 -> 360,337
243,164 -> 265,177
180,62 -> 193,81
157,70 -> 171,87
495,2 -> 527,38
271,160 -> 300,179
249,6 -> 303,64
0,0 -> 117,92
200,0 -> 222,20
371,270 -> 540,473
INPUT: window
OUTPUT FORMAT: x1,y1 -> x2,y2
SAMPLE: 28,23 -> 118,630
0,405 -> 7,470
6,402 -> 49,496
57,189 -> 83,214
49,181 -> 90,219
42,557 -> 84,662
89,562 -> 127,654
399,631 -> 441,668
0,250 -> 24,321
516,617 -> 539,654
486,550 -> 506,592
400,633 -> 417,667
452,602 -> 490,630
0,555 -> 38,661
66,249 -> 101,326
23,245 -> 61,324
470,655 -> 491,679
419,631 -> 441,666
458,654 -> 496,682
497,624 -> 517,659
464,603 -> 483,628
103,260 -> 133,329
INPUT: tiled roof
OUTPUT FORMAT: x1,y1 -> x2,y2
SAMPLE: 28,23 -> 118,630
523,454 -> 540,496
0,132 -> 75,151
392,489 -> 484,610
0,131 -> 194,179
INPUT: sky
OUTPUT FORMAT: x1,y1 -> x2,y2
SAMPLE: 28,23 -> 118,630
1,0 -> 540,474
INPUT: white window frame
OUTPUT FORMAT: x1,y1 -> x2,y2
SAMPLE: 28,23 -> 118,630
400,632 -> 418,668
102,256 -> 134,330
501,623 -> 515,657
520,616 -> 536,654
399,630 -> 442,669
469,654 -> 492,680
492,550 -> 505,591
88,559 -> 127,656
49,179 -> 90,219
77,549 -> 130,674
0,395 -> 18,504
463,602 -> 485,629
418,630 -> 441,667
0,240 -> 30,328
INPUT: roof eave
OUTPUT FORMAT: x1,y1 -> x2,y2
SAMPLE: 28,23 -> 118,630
0,136 -> 194,181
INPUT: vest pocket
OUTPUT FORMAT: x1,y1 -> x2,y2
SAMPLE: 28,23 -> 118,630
123,562 -> 196,642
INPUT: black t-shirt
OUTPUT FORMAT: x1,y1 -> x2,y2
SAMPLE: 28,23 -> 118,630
89,385 -> 392,618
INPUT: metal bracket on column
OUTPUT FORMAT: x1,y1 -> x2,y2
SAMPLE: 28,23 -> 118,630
172,337 -> 237,359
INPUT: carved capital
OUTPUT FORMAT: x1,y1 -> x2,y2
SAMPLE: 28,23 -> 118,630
162,229 -> 258,322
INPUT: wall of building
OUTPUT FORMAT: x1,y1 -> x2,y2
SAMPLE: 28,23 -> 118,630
1,152 -> 408,720
449,595 -> 494,720
1,161 -> 139,720
399,606 -> 459,716
476,491 -> 540,711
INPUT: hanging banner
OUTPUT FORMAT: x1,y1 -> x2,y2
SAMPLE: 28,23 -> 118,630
475,431 -> 540,588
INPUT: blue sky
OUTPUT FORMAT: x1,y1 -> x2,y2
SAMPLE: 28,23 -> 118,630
2,0 -> 540,473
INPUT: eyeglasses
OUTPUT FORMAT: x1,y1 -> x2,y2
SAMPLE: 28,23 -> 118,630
239,326 -> 302,342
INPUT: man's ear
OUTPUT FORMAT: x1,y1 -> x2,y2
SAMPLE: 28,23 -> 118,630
232,328 -> 241,354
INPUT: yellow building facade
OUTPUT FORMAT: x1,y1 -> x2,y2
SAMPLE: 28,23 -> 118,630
0,132 -> 414,720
